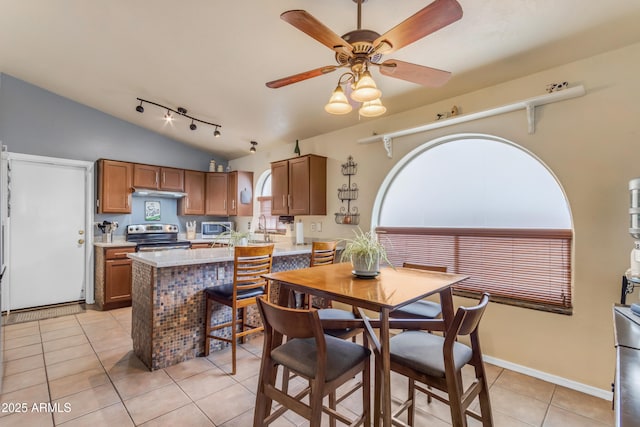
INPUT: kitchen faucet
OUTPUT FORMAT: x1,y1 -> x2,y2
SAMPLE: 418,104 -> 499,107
258,214 -> 271,243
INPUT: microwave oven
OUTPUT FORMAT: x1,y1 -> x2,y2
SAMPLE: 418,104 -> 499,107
201,221 -> 233,239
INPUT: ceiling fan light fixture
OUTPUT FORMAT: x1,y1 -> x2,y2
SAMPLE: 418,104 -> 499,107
324,85 -> 353,115
359,97 -> 386,117
350,70 -> 381,102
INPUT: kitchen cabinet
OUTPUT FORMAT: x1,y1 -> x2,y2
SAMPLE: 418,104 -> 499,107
179,170 -> 205,215
97,159 -> 133,213
271,154 -> 326,215
228,171 -> 253,216
205,172 -> 228,215
205,171 -> 253,216
133,164 -> 184,191
95,246 -> 135,310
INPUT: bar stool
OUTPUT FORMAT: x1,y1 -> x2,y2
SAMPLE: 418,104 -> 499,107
204,244 -> 274,375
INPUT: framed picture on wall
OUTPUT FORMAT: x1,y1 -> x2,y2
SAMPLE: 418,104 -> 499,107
145,201 -> 161,221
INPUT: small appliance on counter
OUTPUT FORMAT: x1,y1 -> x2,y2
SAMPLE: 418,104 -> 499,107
97,220 -> 118,243
201,221 -> 233,239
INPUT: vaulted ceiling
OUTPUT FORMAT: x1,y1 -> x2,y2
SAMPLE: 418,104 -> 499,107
1,0 -> 639,159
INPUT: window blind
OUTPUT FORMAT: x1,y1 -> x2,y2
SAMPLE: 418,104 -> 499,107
376,227 -> 572,314
257,196 -> 286,232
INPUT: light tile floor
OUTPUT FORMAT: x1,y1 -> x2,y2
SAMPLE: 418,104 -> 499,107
0,306 -> 614,426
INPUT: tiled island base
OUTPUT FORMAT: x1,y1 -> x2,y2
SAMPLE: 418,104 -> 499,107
131,251 -> 311,370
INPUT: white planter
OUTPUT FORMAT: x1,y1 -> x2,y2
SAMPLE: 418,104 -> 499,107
351,254 -> 380,278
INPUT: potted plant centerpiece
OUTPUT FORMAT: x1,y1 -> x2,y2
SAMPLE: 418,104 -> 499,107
341,228 -> 392,278
214,229 -> 250,253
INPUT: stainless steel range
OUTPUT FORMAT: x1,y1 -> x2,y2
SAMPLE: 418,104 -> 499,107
126,224 -> 192,252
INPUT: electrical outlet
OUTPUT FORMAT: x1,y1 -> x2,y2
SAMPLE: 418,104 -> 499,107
317,221 -> 322,232
311,222 -> 316,232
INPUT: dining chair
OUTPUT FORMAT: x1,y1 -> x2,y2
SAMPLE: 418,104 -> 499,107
389,262 -> 447,320
387,292 -> 493,426
254,297 -> 371,427
308,241 -> 364,341
204,244 -> 274,375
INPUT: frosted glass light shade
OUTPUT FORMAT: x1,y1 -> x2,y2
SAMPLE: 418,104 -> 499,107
324,85 -> 353,115
351,71 -> 381,102
359,98 -> 387,117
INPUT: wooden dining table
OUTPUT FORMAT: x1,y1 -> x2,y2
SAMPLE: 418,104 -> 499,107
262,262 -> 468,427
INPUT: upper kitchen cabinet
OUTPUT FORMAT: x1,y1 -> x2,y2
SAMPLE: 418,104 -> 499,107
271,154 -> 326,216
205,172 -> 228,216
205,171 -> 254,216
178,170 -> 205,215
133,164 -> 184,191
97,159 -> 133,213
228,171 -> 253,216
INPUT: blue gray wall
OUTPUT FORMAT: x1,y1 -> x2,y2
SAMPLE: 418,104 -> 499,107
0,73 -> 230,234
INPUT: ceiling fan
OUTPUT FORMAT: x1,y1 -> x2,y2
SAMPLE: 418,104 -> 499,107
266,0 -> 463,115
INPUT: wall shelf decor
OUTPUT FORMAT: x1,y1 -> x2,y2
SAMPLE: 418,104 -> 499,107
335,156 -> 360,225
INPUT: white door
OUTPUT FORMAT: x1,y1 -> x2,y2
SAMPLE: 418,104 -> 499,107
6,154 -> 92,310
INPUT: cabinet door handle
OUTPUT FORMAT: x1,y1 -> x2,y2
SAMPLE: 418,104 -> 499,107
282,195 -> 286,207
287,194 -> 291,207
155,172 -> 159,186
162,172 -> 166,184
223,200 -> 226,210
231,200 -> 235,210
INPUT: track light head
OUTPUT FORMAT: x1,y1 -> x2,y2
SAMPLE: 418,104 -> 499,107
249,141 -> 258,154
177,107 -> 187,115
190,120 -> 197,131
164,110 -> 173,122
214,127 -> 221,138
136,101 -> 144,113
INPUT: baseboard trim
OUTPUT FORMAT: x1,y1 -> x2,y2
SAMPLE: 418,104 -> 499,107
483,355 -> 613,401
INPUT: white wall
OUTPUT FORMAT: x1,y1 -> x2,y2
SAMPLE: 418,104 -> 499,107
231,41 -> 640,392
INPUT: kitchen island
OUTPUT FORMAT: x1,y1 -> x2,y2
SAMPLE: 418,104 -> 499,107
128,243 -> 313,370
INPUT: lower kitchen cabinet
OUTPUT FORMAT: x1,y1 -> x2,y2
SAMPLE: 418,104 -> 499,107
95,246 -> 135,310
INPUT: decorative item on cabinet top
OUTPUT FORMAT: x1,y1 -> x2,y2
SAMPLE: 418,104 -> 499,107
335,155 -> 360,225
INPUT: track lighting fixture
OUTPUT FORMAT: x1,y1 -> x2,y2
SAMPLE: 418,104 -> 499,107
249,141 -> 258,154
135,98 -> 222,137
324,70 -> 386,118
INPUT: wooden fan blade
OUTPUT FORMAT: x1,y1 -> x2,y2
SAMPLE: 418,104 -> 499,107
373,0 -> 462,55
281,10 -> 353,56
377,60 -> 451,87
266,66 -> 338,89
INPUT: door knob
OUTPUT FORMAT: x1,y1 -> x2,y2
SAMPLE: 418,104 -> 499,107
78,239 -> 85,244
78,230 -> 85,235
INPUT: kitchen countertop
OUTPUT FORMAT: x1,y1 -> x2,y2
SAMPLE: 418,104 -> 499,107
127,242 -> 313,268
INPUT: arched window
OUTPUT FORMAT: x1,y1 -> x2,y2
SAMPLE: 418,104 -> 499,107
374,134 -> 573,313
256,170 -> 286,234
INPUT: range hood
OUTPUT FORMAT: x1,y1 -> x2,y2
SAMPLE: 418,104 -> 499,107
132,188 -> 187,199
